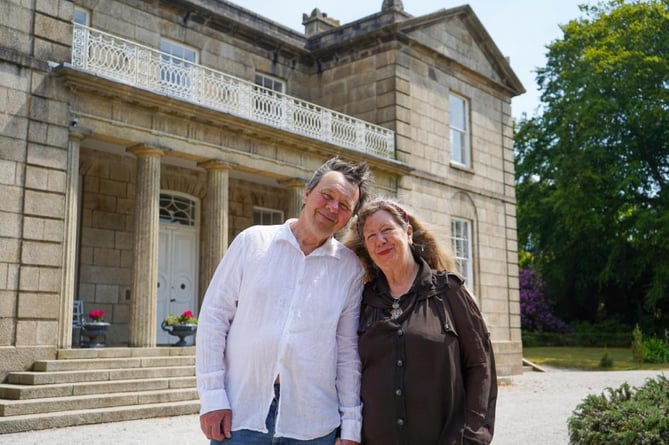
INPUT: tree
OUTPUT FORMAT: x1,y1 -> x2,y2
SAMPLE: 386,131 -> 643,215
515,0 -> 669,331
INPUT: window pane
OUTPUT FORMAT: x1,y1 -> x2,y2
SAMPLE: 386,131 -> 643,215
74,7 -> 89,25
449,94 -> 470,166
255,74 -> 284,93
451,219 -> 473,286
253,208 -> 284,226
450,129 -> 463,164
159,40 -> 198,94
160,40 -> 197,63
160,194 -> 196,225
449,95 -> 465,129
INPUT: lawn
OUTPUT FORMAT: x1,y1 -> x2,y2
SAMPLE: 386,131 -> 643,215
523,346 -> 669,371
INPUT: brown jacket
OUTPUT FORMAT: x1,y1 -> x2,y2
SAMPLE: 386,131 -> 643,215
358,258 -> 497,445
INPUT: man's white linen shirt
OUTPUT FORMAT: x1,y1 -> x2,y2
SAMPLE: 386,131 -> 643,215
196,220 -> 364,441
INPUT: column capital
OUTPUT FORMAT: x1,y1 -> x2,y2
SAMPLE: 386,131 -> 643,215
281,178 -> 307,219
127,144 -> 169,157
198,159 -> 234,171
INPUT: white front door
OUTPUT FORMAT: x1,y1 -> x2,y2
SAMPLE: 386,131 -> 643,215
157,223 -> 198,345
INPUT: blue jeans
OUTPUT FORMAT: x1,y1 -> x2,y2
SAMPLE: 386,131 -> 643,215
211,385 -> 337,445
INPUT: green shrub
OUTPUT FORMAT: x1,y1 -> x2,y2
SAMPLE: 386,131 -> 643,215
570,318 -> 631,335
568,375 -> 669,444
522,319 -> 636,348
521,330 -> 631,348
643,337 -> 669,363
599,353 -> 614,369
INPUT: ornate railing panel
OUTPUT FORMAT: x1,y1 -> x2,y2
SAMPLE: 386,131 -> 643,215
70,23 -> 395,158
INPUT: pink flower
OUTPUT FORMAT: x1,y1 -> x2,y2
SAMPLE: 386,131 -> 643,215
165,310 -> 198,325
89,309 -> 105,322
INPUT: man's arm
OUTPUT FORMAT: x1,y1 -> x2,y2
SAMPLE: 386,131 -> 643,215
195,232 -> 246,418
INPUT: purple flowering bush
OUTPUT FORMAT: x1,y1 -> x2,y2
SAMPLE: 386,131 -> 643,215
520,268 -> 573,333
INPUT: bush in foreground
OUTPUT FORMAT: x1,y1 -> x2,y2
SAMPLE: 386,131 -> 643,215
568,375 -> 669,444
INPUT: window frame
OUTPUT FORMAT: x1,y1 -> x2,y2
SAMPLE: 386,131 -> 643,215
451,217 -> 474,288
159,39 -> 199,64
449,93 -> 471,167
158,38 -> 199,93
253,73 -> 285,125
255,73 -> 285,94
73,6 -> 90,25
159,193 -> 197,226
253,207 -> 284,226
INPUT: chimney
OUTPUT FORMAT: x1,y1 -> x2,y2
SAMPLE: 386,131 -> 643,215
381,0 -> 405,12
302,8 -> 340,37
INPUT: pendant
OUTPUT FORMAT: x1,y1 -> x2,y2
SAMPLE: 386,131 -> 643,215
390,301 -> 403,320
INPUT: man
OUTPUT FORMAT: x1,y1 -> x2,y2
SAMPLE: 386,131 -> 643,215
196,157 -> 372,445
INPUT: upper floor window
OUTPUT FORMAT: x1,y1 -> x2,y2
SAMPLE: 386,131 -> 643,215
451,218 -> 473,287
73,6 -> 90,25
255,74 -> 284,93
449,93 -> 470,167
253,207 -> 284,225
159,39 -> 198,93
253,74 -> 285,125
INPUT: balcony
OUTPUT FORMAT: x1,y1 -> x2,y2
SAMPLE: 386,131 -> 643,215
69,23 -> 395,159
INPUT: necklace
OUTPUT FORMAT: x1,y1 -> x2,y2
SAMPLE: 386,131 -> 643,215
390,301 -> 403,320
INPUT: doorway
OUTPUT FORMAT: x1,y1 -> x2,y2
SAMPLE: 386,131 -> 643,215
157,193 -> 199,345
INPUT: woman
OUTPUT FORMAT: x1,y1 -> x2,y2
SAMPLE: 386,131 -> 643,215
344,199 -> 496,445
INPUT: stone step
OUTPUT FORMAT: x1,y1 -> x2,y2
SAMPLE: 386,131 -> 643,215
0,387 -> 198,416
56,346 -> 195,360
0,400 -> 200,434
32,355 -> 194,372
7,365 -> 195,385
0,375 -> 195,400
0,348 -> 199,434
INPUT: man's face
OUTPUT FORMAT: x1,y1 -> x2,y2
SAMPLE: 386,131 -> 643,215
302,171 -> 360,239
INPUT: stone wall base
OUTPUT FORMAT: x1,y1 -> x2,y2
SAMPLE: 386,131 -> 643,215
493,340 -> 524,376
0,346 -> 57,382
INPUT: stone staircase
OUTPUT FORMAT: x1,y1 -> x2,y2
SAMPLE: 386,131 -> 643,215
0,347 -> 200,434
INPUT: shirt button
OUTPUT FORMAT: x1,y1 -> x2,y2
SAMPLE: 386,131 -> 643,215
395,388 -> 402,396
396,360 -> 403,367
397,328 -> 404,336
397,418 -> 405,426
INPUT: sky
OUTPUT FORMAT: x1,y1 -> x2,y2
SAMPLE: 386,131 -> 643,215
231,0 -> 593,119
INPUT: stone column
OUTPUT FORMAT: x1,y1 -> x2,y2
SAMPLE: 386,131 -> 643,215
127,144 -> 166,347
198,160 -> 231,298
280,178 -> 306,219
58,128 -> 88,348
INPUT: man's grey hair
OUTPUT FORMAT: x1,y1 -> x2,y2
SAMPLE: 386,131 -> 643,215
305,157 -> 373,215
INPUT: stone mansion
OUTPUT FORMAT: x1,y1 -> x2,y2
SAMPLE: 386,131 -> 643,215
0,0 -> 524,379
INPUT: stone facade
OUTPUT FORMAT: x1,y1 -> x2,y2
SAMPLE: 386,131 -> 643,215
0,0 -> 524,378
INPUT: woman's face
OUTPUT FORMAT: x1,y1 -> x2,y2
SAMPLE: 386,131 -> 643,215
362,209 -> 413,272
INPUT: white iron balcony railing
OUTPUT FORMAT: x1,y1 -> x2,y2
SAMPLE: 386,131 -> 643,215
70,23 -> 395,158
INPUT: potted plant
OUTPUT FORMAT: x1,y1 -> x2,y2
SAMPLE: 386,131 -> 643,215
161,310 -> 198,346
81,309 -> 110,348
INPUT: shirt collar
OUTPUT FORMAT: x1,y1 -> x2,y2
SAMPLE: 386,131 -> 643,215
277,219 -> 342,259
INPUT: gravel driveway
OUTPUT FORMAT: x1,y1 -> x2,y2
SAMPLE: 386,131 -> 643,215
492,368 -> 666,444
2,368 -> 666,445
